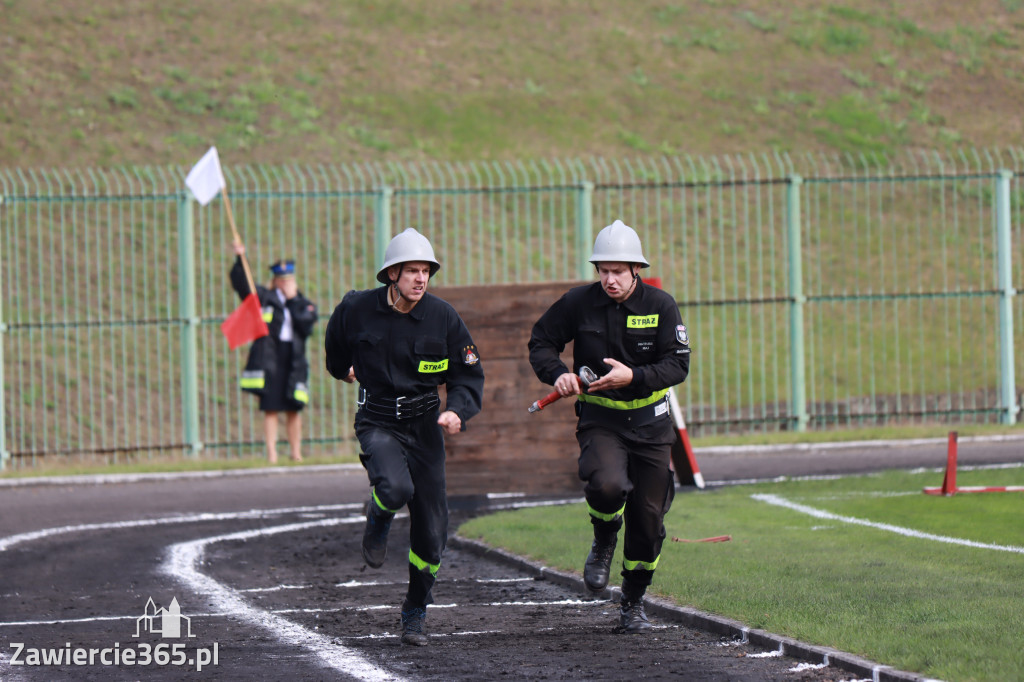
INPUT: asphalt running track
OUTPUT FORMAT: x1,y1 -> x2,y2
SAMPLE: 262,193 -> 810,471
0,435 -> 1019,681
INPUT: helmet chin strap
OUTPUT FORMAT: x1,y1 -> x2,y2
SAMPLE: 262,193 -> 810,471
388,280 -> 407,312
623,267 -> 641,298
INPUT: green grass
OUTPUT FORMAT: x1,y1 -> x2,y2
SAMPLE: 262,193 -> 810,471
3,1 -> 1024,167
458,466 -> 1024,681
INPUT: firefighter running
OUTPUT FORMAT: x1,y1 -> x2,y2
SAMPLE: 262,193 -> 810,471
324,228 -> 485,646
528,219 -> 691,633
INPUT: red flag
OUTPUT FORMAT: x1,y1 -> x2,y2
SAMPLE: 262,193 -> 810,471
221,293 -> 269,350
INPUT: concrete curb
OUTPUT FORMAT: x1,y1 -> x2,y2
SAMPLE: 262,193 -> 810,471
0,463 -> 363,488
450,535 -> 941,682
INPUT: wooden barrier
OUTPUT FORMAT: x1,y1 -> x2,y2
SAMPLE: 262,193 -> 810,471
431,281 -> 584,496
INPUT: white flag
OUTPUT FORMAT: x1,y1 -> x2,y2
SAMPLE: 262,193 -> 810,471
185,146 -> 226,206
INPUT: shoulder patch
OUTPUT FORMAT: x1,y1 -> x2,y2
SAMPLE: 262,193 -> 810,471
676,324 -> 689,345
462,344 -> 480,365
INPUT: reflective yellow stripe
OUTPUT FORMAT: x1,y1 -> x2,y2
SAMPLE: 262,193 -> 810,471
262,311 -> 273,323
239,377 -> 265,389
418,359 -> 448,373
372,488 -> 401,514
577,388 -> 668,410
623,554 -> 661,571
408,549 -> 440,576
293,389 -> 309,404
587,502 -> 625,522
626,314 -> 659,328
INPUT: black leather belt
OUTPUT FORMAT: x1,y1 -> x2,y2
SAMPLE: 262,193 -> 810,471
578,396 -> 669,429
358,387 -> 440,420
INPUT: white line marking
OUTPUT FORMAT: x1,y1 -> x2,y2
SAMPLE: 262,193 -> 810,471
164,517 -> 406,682
746,647 -> 783,658
487,599 -> 601,607
336,579 -> 403,587
752,494 -> 1024,554
240,584 -> 312,593
789,661 -> 829,672
0,612 -> 232,628
0,503 -> 362,552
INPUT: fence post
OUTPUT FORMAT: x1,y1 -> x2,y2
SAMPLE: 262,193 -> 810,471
576,181 -> 594,281
787,175 -> 808,432
375,186 -> 393,276
995,170 -> 1018,424
0,194 -> 7,470
178,192 -> 201,456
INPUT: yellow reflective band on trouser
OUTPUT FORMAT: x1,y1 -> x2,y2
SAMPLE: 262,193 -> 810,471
239,371 -> 265,389
293,389 -> 309,404
262,311 -> 273,323
409,549 -> 440,576
417,359 -> 449,373
623,555 -> 661,571
372,488 -> 401,514
587,502 -> 625,523
577,388 -> 668,410
626,314 -> 659,328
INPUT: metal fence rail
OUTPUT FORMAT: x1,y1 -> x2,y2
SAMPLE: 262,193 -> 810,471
2,150 -> 1022,468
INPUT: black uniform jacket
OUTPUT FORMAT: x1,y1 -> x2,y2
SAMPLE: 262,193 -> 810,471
230,258 -> 318,403
323,287 -> 485,424
528,280 -> 690,404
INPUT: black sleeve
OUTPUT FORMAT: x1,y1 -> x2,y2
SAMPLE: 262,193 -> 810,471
527,292 -> 574,386
229,257 -> 252,300
442,308 -> 485,425
287,294 -> 318,340
324,299 -> 352,380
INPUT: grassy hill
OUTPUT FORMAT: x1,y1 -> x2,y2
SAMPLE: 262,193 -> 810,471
3,0 -> 1024,169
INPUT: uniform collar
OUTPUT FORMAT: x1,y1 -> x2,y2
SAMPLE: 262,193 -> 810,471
375,285 -> 428,320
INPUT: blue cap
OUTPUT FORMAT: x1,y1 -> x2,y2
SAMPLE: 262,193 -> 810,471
269,260 -> 295,277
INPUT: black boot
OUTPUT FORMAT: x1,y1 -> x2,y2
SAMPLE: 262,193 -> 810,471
619,581 -> 652,633
362,498 -> 394,569
583,517 -> 622,592
400,607 -> 428,646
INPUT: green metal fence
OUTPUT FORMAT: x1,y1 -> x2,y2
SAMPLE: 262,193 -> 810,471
1,151 -> 1022,468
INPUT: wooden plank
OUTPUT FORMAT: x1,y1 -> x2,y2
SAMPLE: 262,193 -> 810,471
428,281 -> 590,496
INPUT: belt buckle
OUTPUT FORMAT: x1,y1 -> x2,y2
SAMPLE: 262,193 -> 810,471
357,387 -> 366,407
395,395 -> 407,419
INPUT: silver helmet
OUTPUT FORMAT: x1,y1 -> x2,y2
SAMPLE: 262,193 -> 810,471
376,228 -> 441,284
588,220 -> 649,268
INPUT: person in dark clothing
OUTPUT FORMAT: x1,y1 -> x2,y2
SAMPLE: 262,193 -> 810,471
528,219 -> 690,633
230,243 -> 318,464
323,228 -> 484,646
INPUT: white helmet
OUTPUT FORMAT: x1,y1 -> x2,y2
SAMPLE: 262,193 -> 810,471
376,228 -> 441,284
588,220 -> 649,268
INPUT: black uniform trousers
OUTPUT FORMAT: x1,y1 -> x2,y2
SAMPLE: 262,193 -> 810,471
576,414 -> 676,588
355,409 -> 447,610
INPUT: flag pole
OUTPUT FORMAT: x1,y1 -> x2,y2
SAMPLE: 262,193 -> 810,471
221,187 -> 258,296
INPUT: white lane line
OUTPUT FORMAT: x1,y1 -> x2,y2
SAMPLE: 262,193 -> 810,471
0,503 -> 362,552
752,493 -> 1024,554
0,612 -> 231,628
164,516 -> 406,682
487,599 -> 601,607
336,579 -> 404,587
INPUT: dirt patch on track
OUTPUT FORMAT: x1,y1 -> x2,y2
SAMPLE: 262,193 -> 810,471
203,512 -> 842,681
